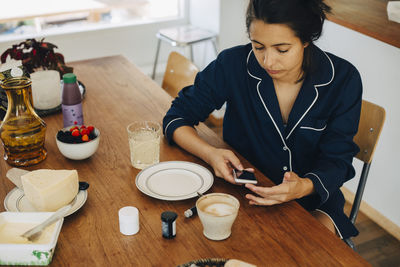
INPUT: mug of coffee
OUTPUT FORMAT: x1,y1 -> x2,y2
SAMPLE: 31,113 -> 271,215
196,193 -> 240,241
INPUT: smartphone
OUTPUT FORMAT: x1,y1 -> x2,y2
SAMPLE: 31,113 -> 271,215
233,169 -> 258,184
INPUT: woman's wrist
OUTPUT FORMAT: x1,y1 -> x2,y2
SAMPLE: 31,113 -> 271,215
173,126 -> 216,164
300,177 -> 315,198
201,146 -> 217,165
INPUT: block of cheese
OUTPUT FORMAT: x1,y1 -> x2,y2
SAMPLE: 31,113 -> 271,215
21,169 -> 79,211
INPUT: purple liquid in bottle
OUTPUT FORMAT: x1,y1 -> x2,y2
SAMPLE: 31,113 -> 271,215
62,73 -> 83,127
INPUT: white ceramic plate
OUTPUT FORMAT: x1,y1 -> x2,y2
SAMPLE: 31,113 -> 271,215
3,188 -> 88,216
135,161 -> 214,201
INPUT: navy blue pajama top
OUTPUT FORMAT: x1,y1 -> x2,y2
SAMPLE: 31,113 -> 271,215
163,44 -> 362,239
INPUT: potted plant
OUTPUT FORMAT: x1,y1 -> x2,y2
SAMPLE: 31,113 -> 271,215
0,38 -> 73,77
0,39 -> 74,111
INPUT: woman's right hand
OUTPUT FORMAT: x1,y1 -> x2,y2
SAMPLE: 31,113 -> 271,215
171,126 -> 243,184
206,148 -> 243,184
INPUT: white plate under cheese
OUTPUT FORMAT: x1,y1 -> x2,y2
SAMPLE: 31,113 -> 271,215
3,188 -> 87,216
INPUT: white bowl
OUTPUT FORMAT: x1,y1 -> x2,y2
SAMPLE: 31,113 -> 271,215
0,212 -> 63,266
56,127 -> 100,160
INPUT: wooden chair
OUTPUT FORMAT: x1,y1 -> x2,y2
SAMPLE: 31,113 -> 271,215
344,100 -> 386,250
162,51 -> 199,98
162,52 -> 224,128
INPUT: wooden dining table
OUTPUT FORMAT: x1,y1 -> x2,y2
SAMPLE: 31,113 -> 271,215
0,55 -> 369,266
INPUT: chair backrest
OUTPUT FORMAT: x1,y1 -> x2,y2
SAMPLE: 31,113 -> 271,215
161,51 -> 199,98
161,52 -> 224,129
348,99 -> 385,225
353,100 -> 386,164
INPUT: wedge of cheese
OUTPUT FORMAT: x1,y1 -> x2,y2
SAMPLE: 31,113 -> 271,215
21,169 -> 79,211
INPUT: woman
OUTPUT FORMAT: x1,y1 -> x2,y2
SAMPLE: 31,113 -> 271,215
163,0 -> 362,239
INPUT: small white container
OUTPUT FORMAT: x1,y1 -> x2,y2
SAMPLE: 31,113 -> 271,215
56,126 -> 100,160
0,212 -> 63,266
118,206 -> 139,235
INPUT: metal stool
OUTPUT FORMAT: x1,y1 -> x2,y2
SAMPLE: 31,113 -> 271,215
151,25 -> 218,79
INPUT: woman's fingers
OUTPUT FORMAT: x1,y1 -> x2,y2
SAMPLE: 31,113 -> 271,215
224,150 -> 243,171
246,191 -> 288,202
218,162 -> 236,184
245,183 -> 292,202
245,183 -> 290,196
209,148 -> 259,185
244,172 -> 306,206
218,150 -> 243,183
246,194 -> 282,206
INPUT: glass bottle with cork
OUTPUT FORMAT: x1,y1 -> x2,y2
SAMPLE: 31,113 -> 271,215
62,73 -> 83,127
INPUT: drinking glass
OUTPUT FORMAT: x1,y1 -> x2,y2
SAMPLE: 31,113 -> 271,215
127,121 -> 161,169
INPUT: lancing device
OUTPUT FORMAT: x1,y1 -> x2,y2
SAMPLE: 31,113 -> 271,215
184,192 -> 203,218
184,206 -> 197,218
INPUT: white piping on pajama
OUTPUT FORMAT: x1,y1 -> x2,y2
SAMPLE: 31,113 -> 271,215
315,209 -> 344,239
285,51 -> 334,140
164,117 -> 184,136
304,172 -> 330,203
247,50 -> 293,172
300,125 -> 327,131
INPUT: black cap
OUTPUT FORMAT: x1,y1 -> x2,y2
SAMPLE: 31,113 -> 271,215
161,211 -> 177,222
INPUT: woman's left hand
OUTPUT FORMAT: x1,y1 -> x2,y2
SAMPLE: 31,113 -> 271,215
245,172 -> 315,206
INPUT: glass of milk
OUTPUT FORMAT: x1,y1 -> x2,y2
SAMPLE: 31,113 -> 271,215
127,121 -> 161,169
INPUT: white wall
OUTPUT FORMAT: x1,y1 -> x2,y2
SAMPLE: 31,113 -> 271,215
316,21 -> 400,228
189,0 -> 248,69
218,0 -> 249,50
188,0 -> 220,69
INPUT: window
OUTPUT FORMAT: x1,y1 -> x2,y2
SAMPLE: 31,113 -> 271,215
0,0 -> 184,41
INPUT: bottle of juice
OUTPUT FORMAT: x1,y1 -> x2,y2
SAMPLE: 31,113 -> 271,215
62,73 -> 83,127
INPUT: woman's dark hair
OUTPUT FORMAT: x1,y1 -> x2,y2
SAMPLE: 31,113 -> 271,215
246,0 -> 331,81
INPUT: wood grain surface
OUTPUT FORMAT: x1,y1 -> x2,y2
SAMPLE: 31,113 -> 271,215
325,0 -> 400,48
0,56 -> 369,266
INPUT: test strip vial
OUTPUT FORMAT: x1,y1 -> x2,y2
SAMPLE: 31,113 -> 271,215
161,211 -> 177,239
